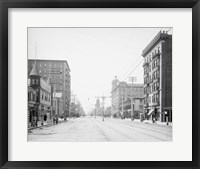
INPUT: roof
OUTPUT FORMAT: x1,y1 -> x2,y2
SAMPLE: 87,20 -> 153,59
142,31 -> 172,57
28,59 -> 71,72
29,62 -> 39,76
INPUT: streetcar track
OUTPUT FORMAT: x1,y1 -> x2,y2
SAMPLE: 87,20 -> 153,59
90,118 -> 110,141
105,119 -> 171,141
92,118 -> 135,141
109,119 -> 172,136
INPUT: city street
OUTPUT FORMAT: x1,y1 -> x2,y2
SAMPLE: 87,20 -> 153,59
28,117 -> 172,142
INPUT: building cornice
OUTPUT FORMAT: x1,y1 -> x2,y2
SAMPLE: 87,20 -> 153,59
142,31 -> 171,57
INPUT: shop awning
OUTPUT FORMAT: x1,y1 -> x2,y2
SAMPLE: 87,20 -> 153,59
148,109 -> 155,116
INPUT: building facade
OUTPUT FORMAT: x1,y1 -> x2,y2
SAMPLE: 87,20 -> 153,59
29,62 -> 52,126
118,97 -> 144,119
53,92 -> 64,118
28,59 -> 71,118
111,77 -> 144,117
142,31 -> 172,122
28,86 -> 38,127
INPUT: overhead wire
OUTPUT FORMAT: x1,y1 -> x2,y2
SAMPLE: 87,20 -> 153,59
119,55 -> 142,81
121,59 -> 144,82
119,28 -> 167,83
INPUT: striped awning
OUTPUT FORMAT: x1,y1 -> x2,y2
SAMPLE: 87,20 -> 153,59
148,109 -> 155,116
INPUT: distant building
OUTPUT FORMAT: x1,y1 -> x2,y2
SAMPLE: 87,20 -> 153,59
111,77 -> 144,117
95,98 -> 101,116
28,59 -> 71,118
29,62 -> 52,126
105,106 -> 111,117
142,31 -> 172,122
119,97 -> 144,119
53,92 -> 63,118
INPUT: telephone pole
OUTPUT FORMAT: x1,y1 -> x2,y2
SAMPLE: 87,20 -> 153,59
129,77 -> 137,121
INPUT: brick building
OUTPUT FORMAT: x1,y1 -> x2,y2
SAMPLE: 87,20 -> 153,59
28,85 -> 37,128
28,62 -> 52,126
142,31 -> 172,122
111,77 -> 144,117
28,59 -> 71,118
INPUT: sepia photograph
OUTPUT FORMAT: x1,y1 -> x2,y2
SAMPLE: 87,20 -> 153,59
27,27 -> 172,142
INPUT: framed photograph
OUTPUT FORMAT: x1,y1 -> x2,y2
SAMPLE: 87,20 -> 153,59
0,0 -> 199,169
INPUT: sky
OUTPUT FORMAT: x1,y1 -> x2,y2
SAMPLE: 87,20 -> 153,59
28,27 -> 172,113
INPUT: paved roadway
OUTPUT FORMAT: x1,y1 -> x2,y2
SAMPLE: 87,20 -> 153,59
28,117 -> 172,142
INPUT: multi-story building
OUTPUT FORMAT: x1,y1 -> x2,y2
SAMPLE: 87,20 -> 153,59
142,31 -> 172,122
111,77 -> 144,117
29,62 -> 52,126
53,92 -> 64,118
119,97 -> 144,119
95,98 -> 101,116
28,59 -> 71,118
28,85 -> 37,128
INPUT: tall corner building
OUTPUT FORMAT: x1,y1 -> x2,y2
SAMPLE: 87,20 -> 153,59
28,59 -> 71,117
142,31 -> 172,122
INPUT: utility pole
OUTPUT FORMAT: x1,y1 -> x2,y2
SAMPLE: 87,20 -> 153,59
129,77 -> 137,121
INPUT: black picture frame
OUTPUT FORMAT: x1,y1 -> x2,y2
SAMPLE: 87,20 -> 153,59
0,0 -> 199,169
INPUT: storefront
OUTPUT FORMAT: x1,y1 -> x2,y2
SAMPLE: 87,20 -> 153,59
28,102 -> 38,127
163,107 -> 172,122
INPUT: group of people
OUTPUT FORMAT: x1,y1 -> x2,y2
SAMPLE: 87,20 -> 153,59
52,117 -> 59,125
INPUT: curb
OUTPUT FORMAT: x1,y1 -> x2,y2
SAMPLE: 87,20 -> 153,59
28,123 -> 52,131
28,120 -> 67,131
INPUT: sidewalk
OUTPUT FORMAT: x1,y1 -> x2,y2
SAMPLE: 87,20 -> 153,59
28,118 -> 67,131
123,118 -> 172,126
142,119 -> 172,126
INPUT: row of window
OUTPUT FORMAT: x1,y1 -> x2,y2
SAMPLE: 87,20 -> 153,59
42,74 -> 63,79
54,85 -> 63,91
39,63 -> 63,68
144,70 -> 160,84
152,93 -> 159,103
144,46 -> 161,64
40,69 -> 63,74
144,93 -> 160,104
31,78 -> 39,85
41,90 -> 51,102
144,58 -> 160,74
152,58 -> 160,69
28,91 -> 36,102
144,82 -> 160,94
